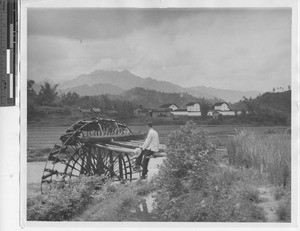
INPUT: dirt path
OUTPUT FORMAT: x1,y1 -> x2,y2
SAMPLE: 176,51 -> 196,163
216,148 -> 280,222
257,186 -> 279,222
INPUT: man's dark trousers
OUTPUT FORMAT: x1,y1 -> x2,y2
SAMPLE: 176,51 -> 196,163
135,149 -> 153,177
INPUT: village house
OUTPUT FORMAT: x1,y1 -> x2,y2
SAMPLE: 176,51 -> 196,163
186,102 -> 201,116
91,108 -> 101,116
91,108 -> 101,113
149,108 -> 172,118
159,103 -> 179,111
186,102 -> 201,111
81,108 -> 91,114
213,102 -> 230,111
172,102 -> 201,117
210,102 -> 235,116
134,105 -> 149,117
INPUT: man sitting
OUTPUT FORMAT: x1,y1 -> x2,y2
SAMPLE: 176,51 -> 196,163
134,122 -> 159,179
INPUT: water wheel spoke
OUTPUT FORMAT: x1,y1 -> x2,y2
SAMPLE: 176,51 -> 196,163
42,118 -> 135,192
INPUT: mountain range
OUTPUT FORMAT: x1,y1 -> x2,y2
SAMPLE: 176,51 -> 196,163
56,70 -> 260,103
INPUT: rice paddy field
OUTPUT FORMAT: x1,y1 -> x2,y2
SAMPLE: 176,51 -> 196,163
27,124 -> 288,149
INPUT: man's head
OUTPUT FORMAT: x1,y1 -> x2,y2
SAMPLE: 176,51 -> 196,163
147,122 -> 153,128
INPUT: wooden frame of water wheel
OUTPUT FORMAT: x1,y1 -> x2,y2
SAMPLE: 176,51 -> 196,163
41,118 -> 143,192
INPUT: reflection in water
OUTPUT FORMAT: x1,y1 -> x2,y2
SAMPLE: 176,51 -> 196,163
128,193 -> 160,221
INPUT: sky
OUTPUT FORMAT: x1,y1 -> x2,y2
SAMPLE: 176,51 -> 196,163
28,8 -> 291,92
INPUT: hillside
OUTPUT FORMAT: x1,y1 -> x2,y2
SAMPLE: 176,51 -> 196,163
63,83 -> 124,96
231,90 -> 291,117
121,87 -> 218,109
59,70 -> 144,90
58,69 -> 260,102
187,86 -> 260,104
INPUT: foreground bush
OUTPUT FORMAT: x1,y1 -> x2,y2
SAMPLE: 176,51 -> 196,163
157,121 -> 215,192
27,176 -> 107,221
154,121 -> 217,220
154,122 -> 268,222
227,129 -> 291,187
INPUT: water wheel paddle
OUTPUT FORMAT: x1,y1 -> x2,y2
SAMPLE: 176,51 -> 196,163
41,118 -> 146,192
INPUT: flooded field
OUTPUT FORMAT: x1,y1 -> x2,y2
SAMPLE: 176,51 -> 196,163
27,124 -> 288,149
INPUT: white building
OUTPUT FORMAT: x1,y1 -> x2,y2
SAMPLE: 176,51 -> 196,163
188,111 -> 201,117
172,109 -> 188,116
171,102 -> 202,117
186,102 -> 201,116
186,102 -> 201,112
213,102 -> 230,111
207,102 -> 236,117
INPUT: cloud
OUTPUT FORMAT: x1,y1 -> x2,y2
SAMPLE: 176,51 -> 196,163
28,8 -> 291,92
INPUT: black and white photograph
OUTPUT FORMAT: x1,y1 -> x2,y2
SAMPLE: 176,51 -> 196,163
19,0 -> 298,227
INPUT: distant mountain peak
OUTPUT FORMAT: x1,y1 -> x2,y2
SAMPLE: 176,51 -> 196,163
59,69 -> 261,102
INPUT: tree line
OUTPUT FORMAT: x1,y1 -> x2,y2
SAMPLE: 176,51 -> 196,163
27,80 -> 135,121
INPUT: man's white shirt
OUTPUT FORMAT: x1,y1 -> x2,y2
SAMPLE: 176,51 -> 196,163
142,128 -> 159,152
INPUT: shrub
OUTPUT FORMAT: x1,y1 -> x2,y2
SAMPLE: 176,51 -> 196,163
154,121 -> 217,220
158,121 -> 215,191
239,185 -> 260,203
27,176 -> 107,221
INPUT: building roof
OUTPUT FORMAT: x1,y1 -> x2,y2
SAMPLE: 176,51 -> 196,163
186,102 -> 200,106
159,103 -> 178,108
214,102 -> 228,106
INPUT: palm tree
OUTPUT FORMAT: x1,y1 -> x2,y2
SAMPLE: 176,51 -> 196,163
37,82 -> 58,106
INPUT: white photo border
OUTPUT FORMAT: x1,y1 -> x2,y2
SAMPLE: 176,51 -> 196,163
16,0 -> 299,230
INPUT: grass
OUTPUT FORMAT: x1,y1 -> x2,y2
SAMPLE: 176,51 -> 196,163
27,176 -> 107,221
73,181 -> 151,221
273,187 -> 285,201
226,129 -> 291,187
276,200 -> 291,221
26,124 -> 291,222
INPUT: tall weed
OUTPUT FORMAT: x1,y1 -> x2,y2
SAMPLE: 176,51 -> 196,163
226,129 -> 291,187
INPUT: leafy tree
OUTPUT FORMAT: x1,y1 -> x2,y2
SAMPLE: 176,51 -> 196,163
218,113 -> 223,122
27,79 -> 37,104
200,100 -> 210,119
36,82 -> 59,106
61,91 -> 80,106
